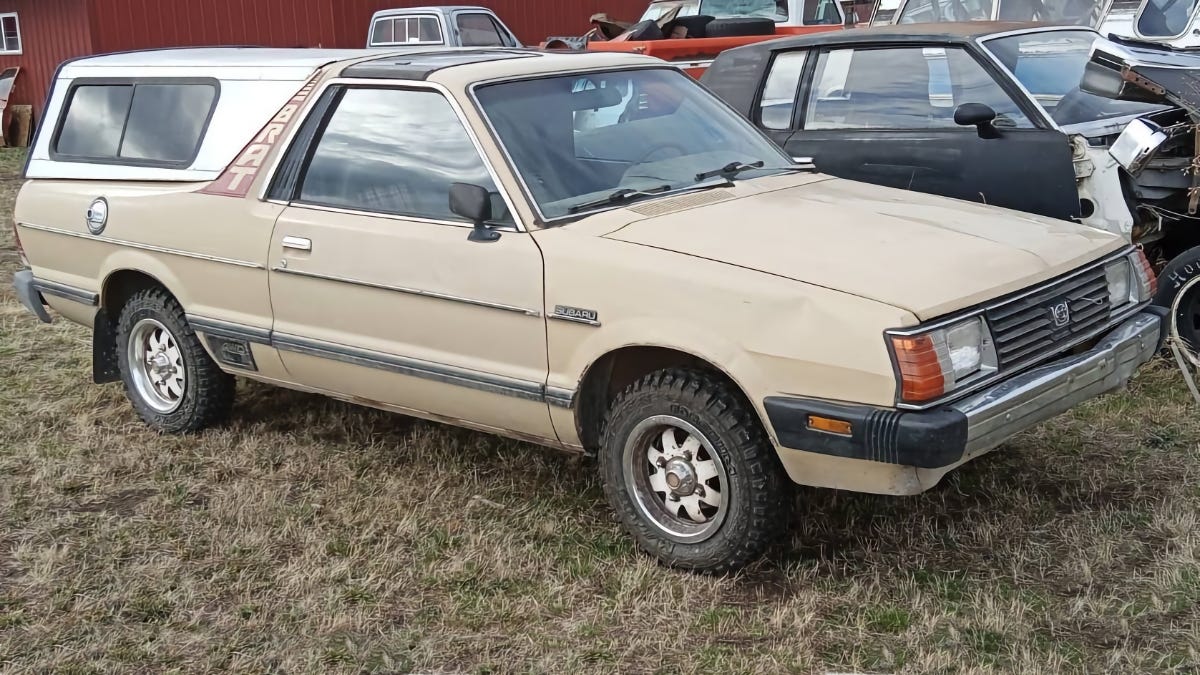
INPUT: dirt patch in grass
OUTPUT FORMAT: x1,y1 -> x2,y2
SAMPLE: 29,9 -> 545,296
0,147 -> 1197,673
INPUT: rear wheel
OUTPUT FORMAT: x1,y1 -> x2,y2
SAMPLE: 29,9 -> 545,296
599,368 -> 791,573
116,288 -> 234,433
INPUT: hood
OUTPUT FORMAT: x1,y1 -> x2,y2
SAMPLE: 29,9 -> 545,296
1084,38 -> 1200,115
603,178 -> 1125,320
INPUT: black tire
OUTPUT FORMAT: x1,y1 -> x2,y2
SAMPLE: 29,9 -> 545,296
1154,245 -> 1200,350
599,368 -> 791,573
116,288 -> 234,434
704,17 -> 776,37
663,14 -> 716,38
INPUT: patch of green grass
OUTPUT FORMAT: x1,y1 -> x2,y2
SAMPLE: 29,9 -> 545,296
863,604 -> 911,633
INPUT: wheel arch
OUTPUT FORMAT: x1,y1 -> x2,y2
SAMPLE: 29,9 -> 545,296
93,265 -> 184,384
572,343 -> 764,452
101,268 -> 174,315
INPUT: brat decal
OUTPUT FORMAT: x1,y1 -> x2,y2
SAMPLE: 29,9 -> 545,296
199,72 -> 321,198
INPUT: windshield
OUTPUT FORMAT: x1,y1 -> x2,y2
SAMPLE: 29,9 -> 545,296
896,0 -> 1107,25
475,68 -> 793,220
984,30 -> 1167,125
641,0 -> 790,21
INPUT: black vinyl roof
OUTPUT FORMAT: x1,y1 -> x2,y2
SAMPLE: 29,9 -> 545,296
343,49 -> 539,80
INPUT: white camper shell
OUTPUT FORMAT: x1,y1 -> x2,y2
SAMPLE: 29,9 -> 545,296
26,49 -> 387,183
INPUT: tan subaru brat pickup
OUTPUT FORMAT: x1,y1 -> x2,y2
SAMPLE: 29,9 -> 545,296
12,47 -> 1164,572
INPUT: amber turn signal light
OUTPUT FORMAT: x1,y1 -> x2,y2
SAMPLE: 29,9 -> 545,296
891,334 -> 946,403
807,415 -> 852,436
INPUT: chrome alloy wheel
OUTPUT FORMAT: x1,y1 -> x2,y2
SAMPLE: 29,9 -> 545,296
128,318 -> 186,413
623,415 -> 729,543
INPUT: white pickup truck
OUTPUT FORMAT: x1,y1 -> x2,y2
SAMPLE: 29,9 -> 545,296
367,5 -> 522,49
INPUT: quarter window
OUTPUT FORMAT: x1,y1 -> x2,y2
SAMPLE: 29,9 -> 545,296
298,88 -> 510,224
760,50 -> 807,130
0,13 -> 19,54
456,13 -> 508,47
803,46 -> 1032,130
54,81 -> 217,165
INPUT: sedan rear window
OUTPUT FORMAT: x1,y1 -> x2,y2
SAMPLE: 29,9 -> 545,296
54,81 -> 217,166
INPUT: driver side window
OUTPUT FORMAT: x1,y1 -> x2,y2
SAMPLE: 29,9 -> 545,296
803,46 -> 1033,130
298,87 -> 513,224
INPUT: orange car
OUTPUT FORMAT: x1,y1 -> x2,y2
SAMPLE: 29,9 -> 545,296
548,0 -> 858,77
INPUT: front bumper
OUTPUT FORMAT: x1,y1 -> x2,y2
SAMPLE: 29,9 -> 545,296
765,308 -> 1165,471
12,269 -> 52,323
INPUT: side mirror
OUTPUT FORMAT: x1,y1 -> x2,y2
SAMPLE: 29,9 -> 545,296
954,103 -> 1000,139
450,182 -> 500,243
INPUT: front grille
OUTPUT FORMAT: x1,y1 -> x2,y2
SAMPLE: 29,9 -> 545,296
985,266 -> 1112,369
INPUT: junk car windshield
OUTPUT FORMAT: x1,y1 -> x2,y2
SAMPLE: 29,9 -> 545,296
984,30 -> 1167,126
474,68 -> 794,220
641,0 -> 790,21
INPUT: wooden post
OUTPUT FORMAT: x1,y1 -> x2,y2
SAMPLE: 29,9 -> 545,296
9,105 -> 31,148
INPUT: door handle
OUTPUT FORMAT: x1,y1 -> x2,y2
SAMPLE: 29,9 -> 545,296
281,236 -> 312,251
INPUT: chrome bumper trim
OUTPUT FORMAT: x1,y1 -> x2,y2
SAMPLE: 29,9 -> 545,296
956,310 -> 1162,455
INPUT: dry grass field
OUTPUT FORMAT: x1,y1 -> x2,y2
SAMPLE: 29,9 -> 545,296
0,146 -> 1197,674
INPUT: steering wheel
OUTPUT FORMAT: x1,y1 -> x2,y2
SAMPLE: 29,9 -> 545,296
634,144 -> 689,164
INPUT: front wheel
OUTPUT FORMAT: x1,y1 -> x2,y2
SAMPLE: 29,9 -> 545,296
599,368 -> 791,573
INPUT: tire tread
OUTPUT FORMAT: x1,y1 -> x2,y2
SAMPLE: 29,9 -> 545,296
116,288 -> 234,434
599,367 -> 790,574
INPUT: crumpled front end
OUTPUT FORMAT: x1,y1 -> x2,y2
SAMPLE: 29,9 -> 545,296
1082,40 -> 1200,260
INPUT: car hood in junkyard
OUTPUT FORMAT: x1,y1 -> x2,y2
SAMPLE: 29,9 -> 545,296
603,176 -> 1126,321
1083,38 -> 1200,115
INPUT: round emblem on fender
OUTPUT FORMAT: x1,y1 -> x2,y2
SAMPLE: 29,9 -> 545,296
86,197 -> 108,235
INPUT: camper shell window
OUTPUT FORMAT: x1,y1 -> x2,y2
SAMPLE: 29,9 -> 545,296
52,79 -> 219,168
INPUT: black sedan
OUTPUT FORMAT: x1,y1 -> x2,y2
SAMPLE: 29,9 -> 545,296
703,22 -> 1200,347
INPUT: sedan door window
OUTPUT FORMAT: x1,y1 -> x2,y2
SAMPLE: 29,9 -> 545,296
803,46 -> 1033,130
760,51 -> 808,130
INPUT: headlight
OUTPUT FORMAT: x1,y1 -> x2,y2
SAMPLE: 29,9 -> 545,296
889,316 -> 997,405
1105,258 -> 1133,307
1105,251 -> 1156,310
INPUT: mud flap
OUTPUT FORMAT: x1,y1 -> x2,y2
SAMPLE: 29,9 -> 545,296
92,308 -> 120,384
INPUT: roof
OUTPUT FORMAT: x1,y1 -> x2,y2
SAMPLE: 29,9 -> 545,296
738,21 -> 1063,51
61,47 -> 386,81
65,47 -> 380,69
56,46 -> 662,85
342,48 -> 659,82
343,49 -> 538,79
371,5 -> 494,18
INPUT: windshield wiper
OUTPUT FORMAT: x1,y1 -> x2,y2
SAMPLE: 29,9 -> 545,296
694,160 -> 817,182
567,185 -> 672,214
694,160 -> 765,182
